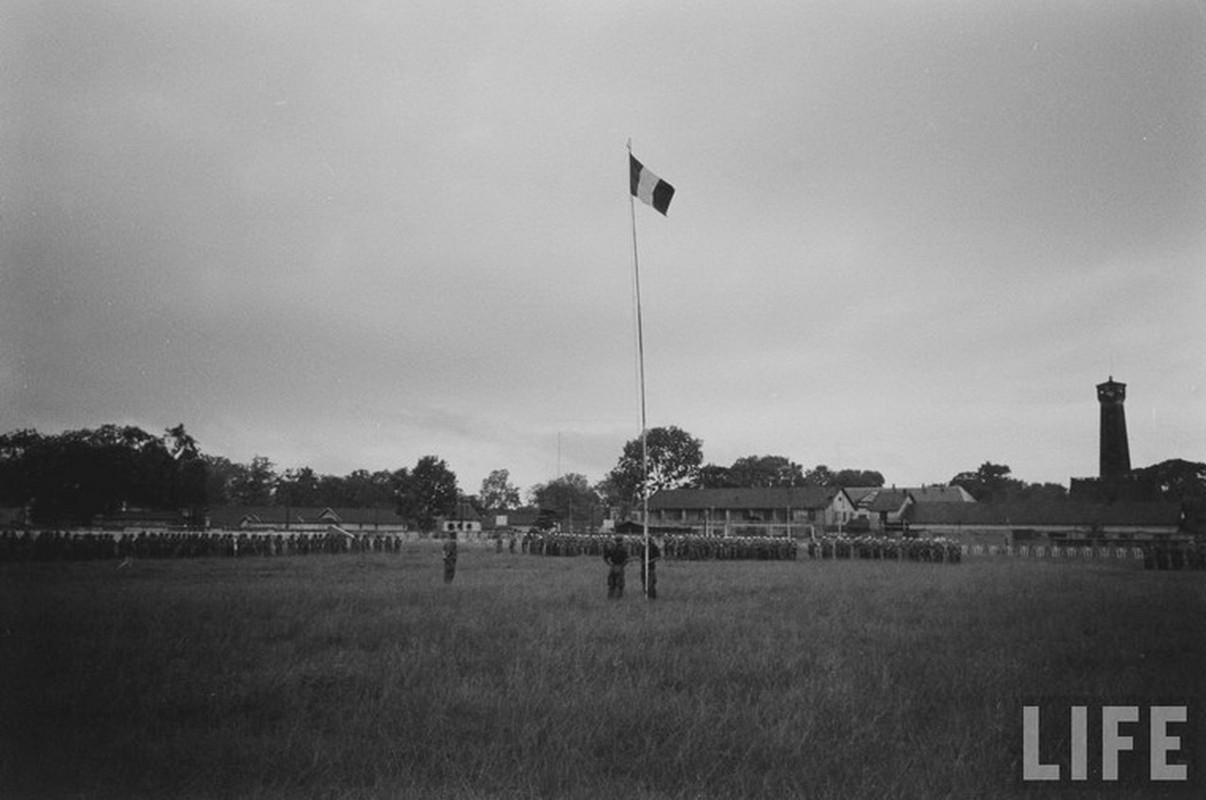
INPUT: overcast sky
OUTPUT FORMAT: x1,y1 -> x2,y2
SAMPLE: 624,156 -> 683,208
3,1 -> 1204,497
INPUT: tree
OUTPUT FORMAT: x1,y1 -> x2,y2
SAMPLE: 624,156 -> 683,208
1131,459 -> 1206,503
396,455 -> 458,531
803,464 -> 835,487
0,425 -> 182,524
202,455 -> 241,506
833,469 -> 885,488
277,467 -> 321,507
1012,482 -> 1069,503
529,473 -> 601,532
606,426 -> 703,509
232,455 -> 277,505
0,429 -> 43,508
340,469 -> 395,507
592,474 -> 625,510
165,424 -> 207,522
697,463 -> 734,489
727,455 -> 805,488
165,423 -> 200,461
950,462 -> 1021,503
479,469 -> 521,511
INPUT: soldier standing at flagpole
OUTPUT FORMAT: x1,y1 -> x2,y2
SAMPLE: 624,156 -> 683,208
640,534 -> 661,600
442,530 -> 458,583
603,535 -> 629,599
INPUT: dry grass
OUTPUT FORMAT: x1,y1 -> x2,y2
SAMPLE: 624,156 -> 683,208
2,544 -> 1203,798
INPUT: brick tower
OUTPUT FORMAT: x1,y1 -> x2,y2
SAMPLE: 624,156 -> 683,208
1097,376 -> 1131,479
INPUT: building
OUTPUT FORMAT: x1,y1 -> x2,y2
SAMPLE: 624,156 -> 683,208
206,505 -> 408,533
1098,376 -> 1131,479
436,504 -> 482,535
1072,376 -> 1159,503
482,507 -> 541,535
846,485 -> 975,532
905,500 -> 1183,545
646,486 -> 856,536
905,485 -> 977,503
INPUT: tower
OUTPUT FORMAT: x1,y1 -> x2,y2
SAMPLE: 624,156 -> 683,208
1097,376 -> 1131,479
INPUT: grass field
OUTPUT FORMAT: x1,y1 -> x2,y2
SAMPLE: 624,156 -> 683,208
2,544 -> 1204,799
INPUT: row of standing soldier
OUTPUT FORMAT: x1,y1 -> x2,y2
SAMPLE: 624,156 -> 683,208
0,528 -> 405,562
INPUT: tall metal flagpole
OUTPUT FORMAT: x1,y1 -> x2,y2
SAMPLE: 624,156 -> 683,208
627,139 -> 651,599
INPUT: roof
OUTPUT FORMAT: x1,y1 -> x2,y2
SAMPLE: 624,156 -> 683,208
906,501 -> 1182,527
844,487 -> 879,504
95,509 -> 188,528
906,485 -> 976,503
206,505 -> 404,527
865,490 -> 911,513
480,508 -> 541,530
97,509 -> 186,522
846,486 -> 975,504
499,508 -> 540,526
649,486 -> 847,511
613,520 -> 694,534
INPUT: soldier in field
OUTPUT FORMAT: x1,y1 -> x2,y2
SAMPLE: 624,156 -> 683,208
602,535 -> 629,599
443,531 -> 458,583
639,535 -> 662,600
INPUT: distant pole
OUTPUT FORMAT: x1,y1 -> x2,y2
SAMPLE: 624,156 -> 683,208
628,139 -> 650,598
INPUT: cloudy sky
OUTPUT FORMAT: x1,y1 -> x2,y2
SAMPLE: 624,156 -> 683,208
3,1 -> 1203,497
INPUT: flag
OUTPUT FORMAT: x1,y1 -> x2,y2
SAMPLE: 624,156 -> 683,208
629,154 -> 675,216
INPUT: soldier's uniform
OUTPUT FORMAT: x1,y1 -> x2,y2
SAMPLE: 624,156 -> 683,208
602,536 -> 629,599
443,534 -> 458,583
639,538 -> 661,600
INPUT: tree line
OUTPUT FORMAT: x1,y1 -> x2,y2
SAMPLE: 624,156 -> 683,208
4,422 -> 1198,531
0,423 -> 892,530
0,425 -> 459,529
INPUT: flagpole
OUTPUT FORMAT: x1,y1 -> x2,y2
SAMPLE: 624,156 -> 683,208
627,139 -> 650,599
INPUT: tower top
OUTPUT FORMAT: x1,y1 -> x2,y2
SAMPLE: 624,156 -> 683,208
1097,376 -> 1126,403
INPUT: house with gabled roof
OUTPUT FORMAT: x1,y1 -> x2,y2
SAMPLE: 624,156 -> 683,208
862,490 -> 912,531
646,486 -> 856,536
845,485 -> 975,532
437,504 -> 482,535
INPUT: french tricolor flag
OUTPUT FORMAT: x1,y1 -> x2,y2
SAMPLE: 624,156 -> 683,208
629,154 -> 675,216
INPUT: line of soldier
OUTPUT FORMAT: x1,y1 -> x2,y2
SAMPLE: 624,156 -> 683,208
0,528 -> 407,562
521,532 -> 797,560
524,532 -> 966,563
1142,540 -> 1206,571
806,535 -> 963,563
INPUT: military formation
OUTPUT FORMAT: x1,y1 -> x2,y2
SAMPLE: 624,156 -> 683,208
522,532 -> 963,563
8,526 -> 1196,570
806,535 -> 962,563
0,528 -> 406,562
519,532 -> 799,560
1141,540 -> 1206,571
